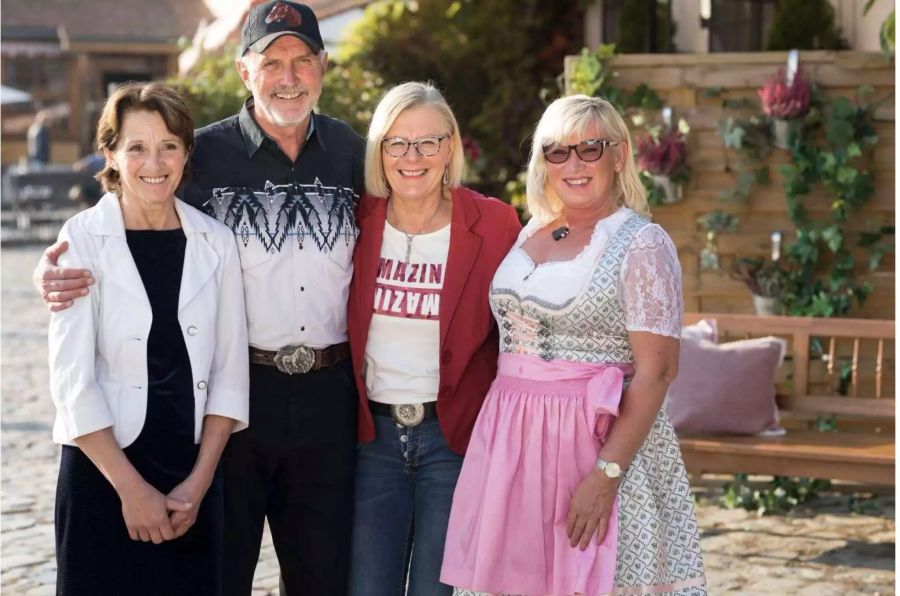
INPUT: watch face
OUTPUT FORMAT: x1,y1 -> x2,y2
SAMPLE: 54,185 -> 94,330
605,462 -> 621,478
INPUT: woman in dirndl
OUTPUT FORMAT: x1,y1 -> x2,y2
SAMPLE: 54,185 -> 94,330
441,95 -> 707,595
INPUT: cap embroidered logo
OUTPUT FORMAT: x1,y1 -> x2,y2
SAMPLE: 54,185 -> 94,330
266,1 -> 302,26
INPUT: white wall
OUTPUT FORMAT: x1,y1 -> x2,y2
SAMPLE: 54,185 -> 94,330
833,0 -> 894,51
319,8 -> 365,52
673,0 -> 709,53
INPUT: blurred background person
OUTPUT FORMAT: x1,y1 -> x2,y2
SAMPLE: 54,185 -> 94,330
27,109 -> 51,166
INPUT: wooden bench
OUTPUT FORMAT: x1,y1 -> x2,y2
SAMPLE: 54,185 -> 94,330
678,313 -> 895,486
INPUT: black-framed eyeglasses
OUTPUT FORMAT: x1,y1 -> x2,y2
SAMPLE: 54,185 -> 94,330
542,139 -> 618,164
382,135 -> 449,158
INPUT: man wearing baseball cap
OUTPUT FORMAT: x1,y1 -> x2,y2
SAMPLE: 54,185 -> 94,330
33,2 -> 363,594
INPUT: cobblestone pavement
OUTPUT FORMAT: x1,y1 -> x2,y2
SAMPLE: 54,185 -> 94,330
2,246 -> 895,595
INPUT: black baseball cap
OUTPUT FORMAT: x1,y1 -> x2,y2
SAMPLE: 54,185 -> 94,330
240,1 -> 324,56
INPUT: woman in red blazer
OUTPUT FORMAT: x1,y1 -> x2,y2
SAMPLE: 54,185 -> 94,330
346,82 -> 521,596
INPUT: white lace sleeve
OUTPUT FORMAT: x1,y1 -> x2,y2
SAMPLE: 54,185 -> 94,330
618,224 -> 684,338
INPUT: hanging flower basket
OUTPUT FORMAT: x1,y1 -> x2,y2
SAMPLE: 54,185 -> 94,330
698,211 -> 739,272
636,127 -> 690,206
650,174 -> 682,204
758,66 -> 811,150
752,294 -> 783,316
730,257 -> 787,316
770,118 -> 795,150
699,230 -> 721,271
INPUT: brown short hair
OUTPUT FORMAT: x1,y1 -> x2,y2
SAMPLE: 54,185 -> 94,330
95,82 -> 194,195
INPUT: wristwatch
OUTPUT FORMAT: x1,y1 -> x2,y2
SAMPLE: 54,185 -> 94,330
595,457 -> 625,479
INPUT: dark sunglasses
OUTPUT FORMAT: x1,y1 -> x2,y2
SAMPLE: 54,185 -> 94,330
542,139 -> 618,164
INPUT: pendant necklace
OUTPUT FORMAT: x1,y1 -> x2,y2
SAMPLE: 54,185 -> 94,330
389,198 -> 443,267
551,225 -> 570,241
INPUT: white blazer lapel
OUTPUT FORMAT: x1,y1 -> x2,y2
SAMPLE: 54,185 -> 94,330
179,235 -> 218,312
99,236 -> 152,305
177,201 -> 219,313
89,194 -> 151,306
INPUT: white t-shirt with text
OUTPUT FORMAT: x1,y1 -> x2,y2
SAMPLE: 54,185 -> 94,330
364,222 -> 450,405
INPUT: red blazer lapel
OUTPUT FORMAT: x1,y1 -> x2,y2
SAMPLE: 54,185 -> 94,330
353,194 -> 388,360
440,187 -> 482,351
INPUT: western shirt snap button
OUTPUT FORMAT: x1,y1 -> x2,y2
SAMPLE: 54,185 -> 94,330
197,380 -> 208,390
187,325 -> 198,336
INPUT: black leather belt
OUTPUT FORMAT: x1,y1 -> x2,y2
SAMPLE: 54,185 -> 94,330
369,401 -> 437,427
249,342 -> 350,375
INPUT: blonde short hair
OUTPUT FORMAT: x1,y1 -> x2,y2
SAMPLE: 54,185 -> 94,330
525,95 -> 648,224
365,81 -> 465,197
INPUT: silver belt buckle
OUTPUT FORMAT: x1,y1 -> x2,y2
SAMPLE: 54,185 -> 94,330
274,344 -> 316,375
390,403 -> 425,427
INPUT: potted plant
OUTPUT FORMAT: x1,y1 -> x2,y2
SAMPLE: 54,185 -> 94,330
636,127 -> 690,205
730,257 -> 788,315
698,211 -> 739,271
758,66 -> 812,149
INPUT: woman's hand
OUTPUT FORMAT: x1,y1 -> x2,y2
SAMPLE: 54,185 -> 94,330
167,475 -> 209,538
118,479 -> 192,544
163,414 -> 235,538
71,429 -> 191,544
565,331 -> 680,551
566,469 -> 618,550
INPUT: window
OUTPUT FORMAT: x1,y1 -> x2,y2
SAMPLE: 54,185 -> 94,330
2,55 -> 70,103
707,0 -> 778,51
602,0 -> 676,53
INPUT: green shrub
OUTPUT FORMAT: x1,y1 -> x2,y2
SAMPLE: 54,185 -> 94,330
320,0 -> 584,199
170,43 -> 247,129
318,60 -> 384,138
722,474 -> 831,515
765,0 -> 848,51
617,0 -> 676,53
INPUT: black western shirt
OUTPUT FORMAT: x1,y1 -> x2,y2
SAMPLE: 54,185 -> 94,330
183,100 -> 365,350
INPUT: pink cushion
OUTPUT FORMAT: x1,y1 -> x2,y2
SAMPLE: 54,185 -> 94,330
681,319 -> 717,343
666,333 -> 786,435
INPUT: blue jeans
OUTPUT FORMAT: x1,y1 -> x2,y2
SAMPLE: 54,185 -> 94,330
348,413 -> 464,596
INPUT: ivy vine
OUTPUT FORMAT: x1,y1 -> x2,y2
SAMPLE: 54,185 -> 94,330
712,83 -> 893,317
568,53 -> 892,320
565,46 -> 663,112
706,88 -> 773,202
779,85 -> 893,316
721,474 -> 831,515
698,211 -> 739,234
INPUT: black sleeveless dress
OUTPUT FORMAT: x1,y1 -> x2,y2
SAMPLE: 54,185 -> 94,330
55,229 -> 223,596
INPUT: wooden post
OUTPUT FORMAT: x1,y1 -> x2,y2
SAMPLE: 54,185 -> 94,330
875,339 -> 884,399
793,333 -> 810,398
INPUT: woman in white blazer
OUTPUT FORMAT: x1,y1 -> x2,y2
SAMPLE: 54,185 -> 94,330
48,83 -> 249,596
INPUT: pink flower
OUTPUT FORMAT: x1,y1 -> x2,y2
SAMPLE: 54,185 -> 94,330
635,129 -> 687,176
758,68 -> 811,120
462,136 -> 482,162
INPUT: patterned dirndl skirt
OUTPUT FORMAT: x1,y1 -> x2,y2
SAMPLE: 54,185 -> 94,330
441,353 -> 706,595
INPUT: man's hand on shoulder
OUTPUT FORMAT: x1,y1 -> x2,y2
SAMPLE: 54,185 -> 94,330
33,240 -> 94,312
